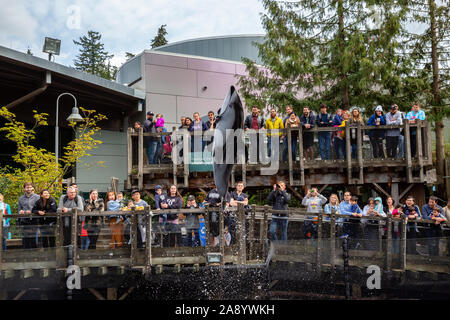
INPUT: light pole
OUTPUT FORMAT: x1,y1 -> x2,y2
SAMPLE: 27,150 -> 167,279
55,93 -> 83,164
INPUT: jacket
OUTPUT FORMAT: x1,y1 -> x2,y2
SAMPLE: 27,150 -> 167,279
244,114 -> 265,130
84,198 -> 104,228
316,113 -> 333,127
385,111 -> 403,137
188,120 -> 208,132
403,204 -> 421,233
300,113 -> 316,131
32,197 -> 57,225
367,113 -> 386,139
184,203 -> 200,230
18,193 -> 40,225
267,190 -> 291,216
265,117 -> 284,137
1,202 -> 12,228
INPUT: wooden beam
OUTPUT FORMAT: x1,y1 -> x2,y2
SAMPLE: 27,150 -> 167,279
107,288 -> 117,300
12,290 -> 27,301
398,184 -> 415,202
287,185 -> 303,201
119,287 -> 135,301
371,183 -> 391,198
318,184 -> 329,194
88,288 -> 106,300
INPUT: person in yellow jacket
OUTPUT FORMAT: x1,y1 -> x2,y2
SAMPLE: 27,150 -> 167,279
265,108 -> 284,158
334,110 -> 350,159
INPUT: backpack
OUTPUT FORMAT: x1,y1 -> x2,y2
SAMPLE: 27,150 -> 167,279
63,194 -> 79,206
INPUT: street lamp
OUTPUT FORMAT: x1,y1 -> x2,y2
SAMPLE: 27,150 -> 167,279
55,93 -> 84,163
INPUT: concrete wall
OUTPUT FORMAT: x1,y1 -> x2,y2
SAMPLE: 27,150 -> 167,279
143,51 -> 249,128
76,129 -> 127,193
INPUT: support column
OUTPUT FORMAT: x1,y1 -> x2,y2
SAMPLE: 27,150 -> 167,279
107,288 -> 117,300
391,182 -> 399,206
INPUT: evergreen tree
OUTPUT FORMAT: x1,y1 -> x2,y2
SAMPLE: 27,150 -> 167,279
399,0 -> 449,192
238,0 -> 407,114
73,30 -> 114,78
26,47 -> 33,55
151,24 -> 168,48
125,52 -> 136,60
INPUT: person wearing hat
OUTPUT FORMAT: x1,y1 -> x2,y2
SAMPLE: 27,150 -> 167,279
184,195 -> 200,247
367,105 -> 386,158
154,185 -> 168,228
144,111 -> 158,164
385,104 -> 403,159
129,189 -> 149,248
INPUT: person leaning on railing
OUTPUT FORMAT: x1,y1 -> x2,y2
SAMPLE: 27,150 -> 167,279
348,107 -> 365,159
402,196 -> 421,255
422,196 -> 446,256
367,105 -> 386,159
316,104 -> 333,160
106,191 -> 124,249
160,185 -> 183,247
18,182 -> 40,249
32,190 -> 57,249
0,193 -> 12,251
57,186 -> 84,247
83,189 -> 104,250
385,104 -> 403,159
266,108 -> 284,158
129,190 -> 149,248
267,181 -> 291,243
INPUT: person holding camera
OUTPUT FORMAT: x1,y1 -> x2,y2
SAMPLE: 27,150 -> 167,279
267,181 -> 291,242
301,187 -> 327,241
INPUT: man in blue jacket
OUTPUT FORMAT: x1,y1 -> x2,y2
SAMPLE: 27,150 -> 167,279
268,181 -> 291,242
367,105 -> 386,158
316,103 -> 333,160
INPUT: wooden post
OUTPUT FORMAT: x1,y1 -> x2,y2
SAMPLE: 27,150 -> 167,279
219,205 -> 225,264
249,204 -> 256,261
357,123 -> 364,183
425,121 -> 432,164
330,208 -> 336,278
298,126 -> 305,185
391,182 -> 399,207
316,210 -> 323,274
71,208 -> 78,266
138,127 -> 144,190
404,121 -> 412,183
127,128 -> 133,188
130,207 -> 137,266
386,213 -> 393,273
107,288 -> 117,300
145,207 -> 152,272
400,213 -> 407,271
56,211 -> 65,268
416,121 -> 424,181
0,209 -> 3,272
183,131 -> 189,188
345,124 -> 352,183
378,219 -> 383,252
288,127 -> 294,186
204,204 -> 210,252
237,203 -> 246,264
262,205 -> 269,256
172,127 -> 178,186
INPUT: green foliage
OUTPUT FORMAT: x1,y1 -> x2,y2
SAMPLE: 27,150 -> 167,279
73,30 -> 117,80
125,52 -> 136,61
0,107 -> 107,211
151,24 -> 169,48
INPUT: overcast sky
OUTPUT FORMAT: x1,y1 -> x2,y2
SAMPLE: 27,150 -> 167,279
0,0 -> 266,67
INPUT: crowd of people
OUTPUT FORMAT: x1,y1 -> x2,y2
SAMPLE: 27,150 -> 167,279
1,181 -> 449,258
132,102 -> 427,165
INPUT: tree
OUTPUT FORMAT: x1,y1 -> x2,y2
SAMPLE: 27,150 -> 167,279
73,30 -> 115,79
26,47 -> 33,55
125,52 -> 136,61
238,0 -> 407,113
0,107 -> 107,210
151,24 -> 168,48
399,0 -> 449,192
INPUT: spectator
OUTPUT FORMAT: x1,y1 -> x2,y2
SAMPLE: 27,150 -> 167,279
301,187 -> 327,241
403,196 -> 421,254
367,105 -> 386,158
58,186 -> 84,246
184,195 -> 201,247
363,197 -> 386,251
444,198 -> 450,256
155,113 -> 165,130
244,106 -> 265,163
422,196 -> 445,256
206,111 -> 216,130
282,105 -> 295,161
405,103 -> 426,158
339,191 -> 362,249
268,181 -> 291,242
182,117 -> 192,129
224,225 -> 231,246
160,185 -> 183,247
391,204 -> 403,254
32,190 -> 57,248
332,108 -> 343,126
179,116 -> 186,129
155,185 -> 168,228
18,182 -> 40,249
0,193 -> 12,251
154,114 -> 166,163
203,184 -> 230,246
348,107 -> 364,159
265,108 -> 284,158
106,191 -> 123,249
324,193 -> 340,216
300,106 -> 315,160
334,111 -> 350,159
189,112 -> 208,152
134,121 -> 141,131
129,190 -> 149,248
285,112 -> 301,161
84,189 -> 104,249
385,104 -> 403,158
316,103 -> 333,160
228,181 -> 250,243
143,112 -> 158,165
396,105 -> 406,159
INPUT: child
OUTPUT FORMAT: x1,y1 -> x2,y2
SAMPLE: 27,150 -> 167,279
426,207 -> 446,256
155,114 -> 165,130
224,226 -> 231,246
343,196 -> 363,249
154,185 -> 168,229
106,191 -> 123,249
391,204 -> 403,254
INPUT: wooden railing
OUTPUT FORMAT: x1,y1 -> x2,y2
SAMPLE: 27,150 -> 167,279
1,203 -> 448,275
127,121 -> 433,189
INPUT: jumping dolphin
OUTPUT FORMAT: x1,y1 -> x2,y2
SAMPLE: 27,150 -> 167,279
213,86 -> 244,203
